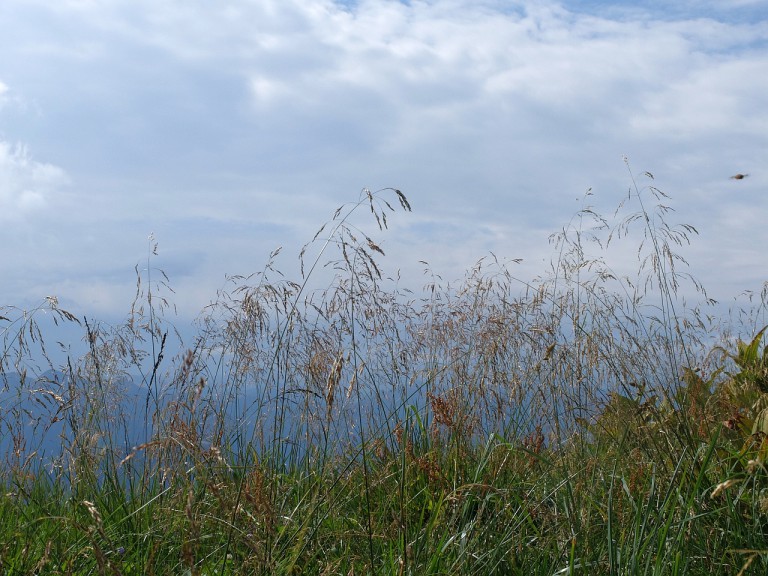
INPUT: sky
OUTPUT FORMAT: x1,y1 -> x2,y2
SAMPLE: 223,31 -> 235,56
1,0 -> 767,333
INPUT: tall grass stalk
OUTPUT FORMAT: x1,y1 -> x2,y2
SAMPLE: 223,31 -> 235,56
2,175 -> 768,574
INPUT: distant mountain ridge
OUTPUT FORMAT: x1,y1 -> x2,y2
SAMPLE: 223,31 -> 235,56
0,369 -> 150,472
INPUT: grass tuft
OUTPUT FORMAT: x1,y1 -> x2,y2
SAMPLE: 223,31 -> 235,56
2,179 -> 768,574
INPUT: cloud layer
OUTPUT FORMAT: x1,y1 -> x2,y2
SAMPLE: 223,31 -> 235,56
0,0 -> 766,319
0,141 -> 68,220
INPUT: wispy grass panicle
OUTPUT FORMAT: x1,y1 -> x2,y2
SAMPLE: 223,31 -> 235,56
3,173 -> 768,574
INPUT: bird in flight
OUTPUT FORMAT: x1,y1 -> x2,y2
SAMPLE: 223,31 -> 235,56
730,173 -> 749,180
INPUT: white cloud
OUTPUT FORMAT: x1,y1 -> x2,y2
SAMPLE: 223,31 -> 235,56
630,55 -> 768,138
0,80 -> 12,112
0,142 -> 69,221
249,75 -> 289,105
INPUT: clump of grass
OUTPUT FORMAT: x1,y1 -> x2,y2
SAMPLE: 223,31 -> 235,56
2,175 -> 768,574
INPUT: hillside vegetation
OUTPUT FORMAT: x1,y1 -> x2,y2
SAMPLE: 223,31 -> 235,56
2,170 -> 768,575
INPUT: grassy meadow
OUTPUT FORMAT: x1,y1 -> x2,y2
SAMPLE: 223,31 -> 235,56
3,171 -> 768,575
